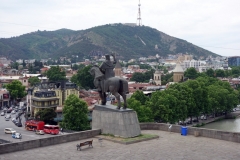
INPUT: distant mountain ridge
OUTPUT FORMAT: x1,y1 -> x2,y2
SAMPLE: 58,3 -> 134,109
0,23 -> 219,60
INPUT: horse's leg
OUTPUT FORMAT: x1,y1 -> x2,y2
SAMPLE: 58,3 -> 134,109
102,92 -> 106,105
113,92 -> 121,109
99,91 -> 106,105
119,92 -> 127,109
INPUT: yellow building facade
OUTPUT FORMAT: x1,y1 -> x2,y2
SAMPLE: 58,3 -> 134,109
31,81 -> 79,115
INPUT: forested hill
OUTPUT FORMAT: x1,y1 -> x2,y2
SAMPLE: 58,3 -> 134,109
0,23 -> 219,60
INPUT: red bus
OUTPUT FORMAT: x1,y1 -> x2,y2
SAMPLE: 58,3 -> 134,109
25,120 -> 45,131
43,125 -> 59,135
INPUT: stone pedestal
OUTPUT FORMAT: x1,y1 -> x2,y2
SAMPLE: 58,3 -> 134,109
92,104 -> 141,138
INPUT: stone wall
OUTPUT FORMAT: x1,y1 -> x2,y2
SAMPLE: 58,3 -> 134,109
140,123 -> 240,143
0,129 -> 101,154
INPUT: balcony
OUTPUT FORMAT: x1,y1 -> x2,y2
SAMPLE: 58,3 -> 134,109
32,103 -> 59,108
32,97 -> 59,102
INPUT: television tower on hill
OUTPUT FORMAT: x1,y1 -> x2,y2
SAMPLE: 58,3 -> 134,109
137,0 -> 142,26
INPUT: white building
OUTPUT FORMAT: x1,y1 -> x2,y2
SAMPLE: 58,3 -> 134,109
183,60 -> 206,72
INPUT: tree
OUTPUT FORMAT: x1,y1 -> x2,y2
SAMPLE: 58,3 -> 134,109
144,69 -> 154,82
35,108 -> 57,122
6,80 -> 27,101
215,69 -> 225,77
22,60 -> 26,68
74,66 -> 94,89
231,67 -> 240,76
130,90 -> 149,105
139,64 -> 151,70
184,80 -> 206,122
28,77 -> 40,86
148,91 -> 173,123
168,84 -> 191,123
72,64 -> 78,70
184,67 -> 198,79
206,68 -> 215,77
130,72 -> 145,82
46,66 -> 66,81
60,94 -> 90,131
11,62 -> 19,70
127,98 -> 154,122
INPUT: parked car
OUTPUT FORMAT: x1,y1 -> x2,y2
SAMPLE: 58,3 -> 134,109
11,110 -> 16,114
11,117 -> 16,122
12,132 -> 22,139
201,115 -> 207,120
192,118 -> 199,122
14,121 -> 23,127
1,112 -> 5,116
6,109 -> 12,113
35,130 -> 45,135
5,114 -> 11,121
4,128 -> 16,134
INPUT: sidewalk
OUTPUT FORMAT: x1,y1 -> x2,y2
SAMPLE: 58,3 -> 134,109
190,110 -> 240,127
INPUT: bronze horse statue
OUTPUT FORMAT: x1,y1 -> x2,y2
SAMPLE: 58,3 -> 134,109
89,66 -> 129,109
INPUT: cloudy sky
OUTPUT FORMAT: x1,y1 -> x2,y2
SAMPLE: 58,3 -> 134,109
0,0 -> 240,57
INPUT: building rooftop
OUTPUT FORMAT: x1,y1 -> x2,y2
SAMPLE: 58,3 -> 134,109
172,63 -> 184,73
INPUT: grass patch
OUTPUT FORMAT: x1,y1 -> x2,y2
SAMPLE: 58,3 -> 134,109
101,133 -> 115,137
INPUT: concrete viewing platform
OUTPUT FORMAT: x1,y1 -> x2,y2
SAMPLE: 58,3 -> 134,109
1,130 -> 239,160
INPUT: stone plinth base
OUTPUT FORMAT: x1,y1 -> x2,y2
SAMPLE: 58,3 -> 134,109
92,104 -> 141,138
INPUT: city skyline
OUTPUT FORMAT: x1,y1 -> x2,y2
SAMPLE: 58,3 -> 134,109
0,0 -> 240,57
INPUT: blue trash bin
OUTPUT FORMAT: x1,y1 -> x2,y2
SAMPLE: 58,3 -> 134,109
181,126 -> 188,136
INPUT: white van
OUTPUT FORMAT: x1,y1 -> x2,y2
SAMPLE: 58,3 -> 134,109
4,128 -> 16,134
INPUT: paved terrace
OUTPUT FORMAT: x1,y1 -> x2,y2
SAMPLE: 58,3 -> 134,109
1,130 -> 240,160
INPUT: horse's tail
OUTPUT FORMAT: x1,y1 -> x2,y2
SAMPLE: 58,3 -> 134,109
118,79 -> 129,93
118,79 -> 123,93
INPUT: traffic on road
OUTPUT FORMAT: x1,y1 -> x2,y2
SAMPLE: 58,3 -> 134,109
0,106 -> 62,143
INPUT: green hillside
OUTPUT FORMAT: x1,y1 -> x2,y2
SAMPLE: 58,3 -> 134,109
0,24 -> 218,60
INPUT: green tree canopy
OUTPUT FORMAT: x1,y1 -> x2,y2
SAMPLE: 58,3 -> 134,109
74,65 -> 94,89
35,108 -> 57,122
46,66 -> 66,81
147,91 -> 173,123
215,69 -> 225,77
6,80 -> 27,100
127,98 -> 154,122
184,67 -> 198,79
130,72 -> 145,82
60,94 -> 90,131
28,76 -> 40,86
130,69 -> 154,83
130,90 -> 149,105
206,68 -> 215,77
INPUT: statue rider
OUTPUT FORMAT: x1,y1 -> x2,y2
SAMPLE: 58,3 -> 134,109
97,54 -> 116,105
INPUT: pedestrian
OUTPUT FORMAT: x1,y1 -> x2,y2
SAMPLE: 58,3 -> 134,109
60,128 -> 64,134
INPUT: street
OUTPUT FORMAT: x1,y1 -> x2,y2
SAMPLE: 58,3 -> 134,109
0,111 -> 60,143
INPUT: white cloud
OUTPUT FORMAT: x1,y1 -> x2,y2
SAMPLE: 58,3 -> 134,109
0,0 -> 240,57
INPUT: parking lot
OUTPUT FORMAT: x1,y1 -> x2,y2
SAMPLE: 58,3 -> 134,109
0,109 -> 62,143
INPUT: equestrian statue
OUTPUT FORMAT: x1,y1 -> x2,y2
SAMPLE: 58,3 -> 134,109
89,54 -> 129,109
